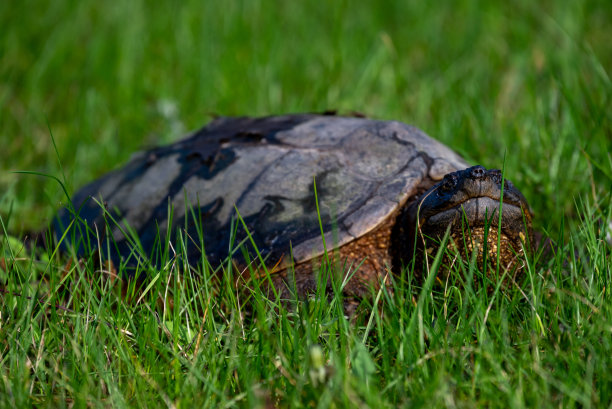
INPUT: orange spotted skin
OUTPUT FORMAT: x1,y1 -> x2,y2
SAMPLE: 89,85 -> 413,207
264,208 -> 399,302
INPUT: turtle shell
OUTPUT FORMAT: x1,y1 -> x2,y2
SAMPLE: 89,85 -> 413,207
55,114 -> 469,270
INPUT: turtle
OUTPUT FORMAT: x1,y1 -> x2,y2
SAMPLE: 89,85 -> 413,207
54,114 -> 534,301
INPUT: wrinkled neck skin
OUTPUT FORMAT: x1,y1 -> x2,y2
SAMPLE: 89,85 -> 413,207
398,165 -> 534,277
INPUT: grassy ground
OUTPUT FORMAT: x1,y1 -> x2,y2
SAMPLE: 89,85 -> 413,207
1,0 -> 611,407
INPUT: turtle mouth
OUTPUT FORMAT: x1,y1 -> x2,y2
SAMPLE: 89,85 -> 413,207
423,196 -> 528,238
417,195 -> 532,272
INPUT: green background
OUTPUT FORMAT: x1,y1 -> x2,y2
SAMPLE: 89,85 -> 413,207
2,0 -> 610,233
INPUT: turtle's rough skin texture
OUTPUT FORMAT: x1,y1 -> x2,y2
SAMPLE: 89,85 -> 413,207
54,114 -> 533,299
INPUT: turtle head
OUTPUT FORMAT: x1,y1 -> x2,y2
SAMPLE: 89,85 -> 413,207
407,165 -> 534,275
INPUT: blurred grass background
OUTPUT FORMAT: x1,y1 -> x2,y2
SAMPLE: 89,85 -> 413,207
1,0 -> 610,234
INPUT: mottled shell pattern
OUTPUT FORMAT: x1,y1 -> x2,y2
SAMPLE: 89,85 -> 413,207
56,114 -> 469,269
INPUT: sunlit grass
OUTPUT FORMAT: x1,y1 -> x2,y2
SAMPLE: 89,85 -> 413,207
1,195 -> 611,407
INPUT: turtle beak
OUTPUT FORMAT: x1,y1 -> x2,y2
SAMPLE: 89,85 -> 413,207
417,166 -> 533,242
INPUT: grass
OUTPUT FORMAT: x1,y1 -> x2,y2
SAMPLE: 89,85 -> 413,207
1,0 -> 611,407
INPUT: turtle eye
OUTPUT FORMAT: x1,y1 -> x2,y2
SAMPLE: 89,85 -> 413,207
489,170 -> 511,189
439,173 -> 457,193
490,170 -> 502,184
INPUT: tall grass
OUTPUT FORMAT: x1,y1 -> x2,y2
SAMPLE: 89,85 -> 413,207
1,196 -> 611,407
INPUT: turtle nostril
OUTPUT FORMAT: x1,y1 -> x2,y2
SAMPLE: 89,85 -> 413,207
471,166 -> 486,178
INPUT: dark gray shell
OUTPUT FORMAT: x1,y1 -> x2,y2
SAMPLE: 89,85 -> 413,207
55,115 -> 468,269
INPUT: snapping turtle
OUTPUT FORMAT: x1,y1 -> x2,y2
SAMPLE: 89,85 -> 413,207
54,114 -> 533,299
